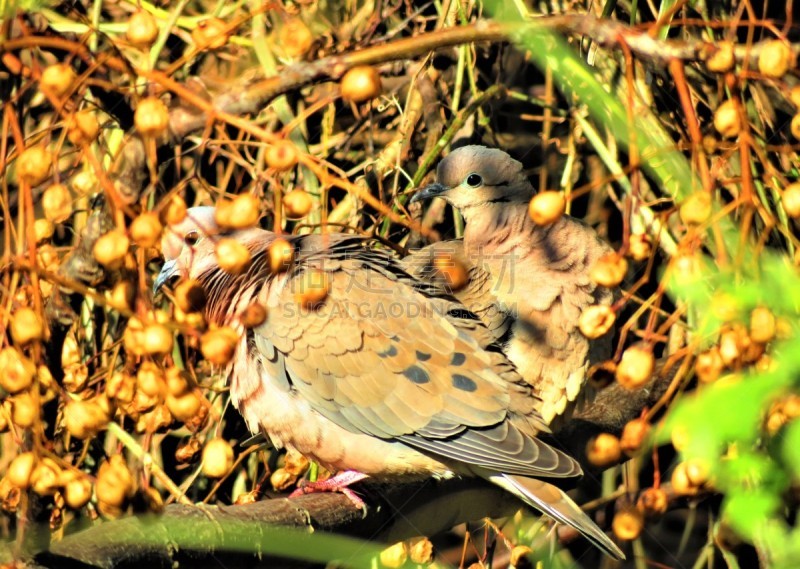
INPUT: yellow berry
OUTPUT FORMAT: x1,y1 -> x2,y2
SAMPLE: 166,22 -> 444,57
130,212 -> 163,248
680,191 -> 713,226
268,238 -> 295,273
620,418 -> 650,455
7,452 -> 36,489
340,66 -> 382,103
637,487 -> 668,517
126,10 -> 159,48
282,189 -> 314,219
294,268 -> 330,309
134,97 -> 169,138
192,18 -> 229,50
528,191 -> 566,226
10,307 -> 45,345
612,505 -> 644,541
0,347 -> 36,393
93,230 -> 130,269
590,253 -> 628,287
16,146 -> 52,186
758,40 -> 794,79
202,438 -> 234,478
40,64 -> 77,98
578,305 -> 616,339
200,326 -> 239,365
266,141 -> 299,172
215,194 -> 260,229
616,344 -> 655,390
215,238 -> 251,275
66,110 -> 100,145
714,99 -> 741,138
585,433 -> 621,468
42,184 -> 73,223
278,18 -> 313,58
706,41 -> 735,73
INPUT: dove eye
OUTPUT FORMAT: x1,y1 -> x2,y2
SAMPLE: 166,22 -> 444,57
184,231 -> 200,247
466,173 -> 483,187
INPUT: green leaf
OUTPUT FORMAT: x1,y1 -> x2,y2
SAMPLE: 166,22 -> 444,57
780,420 -> 800,479
723,490 -> 782,540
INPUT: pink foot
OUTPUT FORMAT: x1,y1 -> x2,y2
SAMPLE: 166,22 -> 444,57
289,470 -> 369,511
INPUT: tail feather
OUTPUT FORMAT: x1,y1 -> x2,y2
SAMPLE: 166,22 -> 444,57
488,473 -> 625,560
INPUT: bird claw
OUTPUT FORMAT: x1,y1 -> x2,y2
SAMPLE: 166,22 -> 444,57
289,470 -> 369,515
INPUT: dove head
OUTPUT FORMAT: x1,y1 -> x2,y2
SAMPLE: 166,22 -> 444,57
410,146 -> 533,217
155,206 -> 267,293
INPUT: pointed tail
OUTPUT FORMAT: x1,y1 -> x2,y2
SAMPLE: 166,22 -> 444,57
488,473 -> 625,560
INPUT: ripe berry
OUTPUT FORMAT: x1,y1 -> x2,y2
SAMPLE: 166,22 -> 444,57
268,238 -> 295,273
637,487 -> 668,517
432,255 -> 469,291
192,18 -> 229,50
782,183 -> 800,218
215,238 -> 251,275
16,146 -> 52,186
612,505 -> 644,541
680,191 -> 713,226
278,18 -> 313,58
127,10 -> 159,48
130,212 -> 163,248
200,326 -> 239,365
215,194 -> 260,229
528,191 -> 566,226
620,418 -> 651,455
590,253 -> 628,287
628,233 -> 652,262
294,268 -> 330,309
0,347 -> 36,393
713,99 -> 740,138
749,306 -> 776,344
340,66 -> 382,103
758,40 -> 794,79
283,189 -> 314,219
66,110 -> 100,145
10,307 -> 45,345
578,305 -> 616,339
134,97 -> 169,138
93,230 -> 130,269
616,344 -> 655,390
266,141 -> 299,171
585,433 -> 621,468
695,347 -> 724,384
706,41 -> 735,73
40,64 -> 76,98
202,438 -> 234,478
42,184 -> 73,223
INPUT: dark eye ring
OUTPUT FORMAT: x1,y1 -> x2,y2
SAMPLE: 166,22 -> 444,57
184,231 -> 200,247
466,173 -> 483,187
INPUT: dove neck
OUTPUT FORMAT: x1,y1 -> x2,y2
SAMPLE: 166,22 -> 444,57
462,200 -> 547,256
198,244 -> 272,327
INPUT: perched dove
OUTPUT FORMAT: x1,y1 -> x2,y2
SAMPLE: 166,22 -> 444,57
156,207 -> 623,559
408,146 -> 615,425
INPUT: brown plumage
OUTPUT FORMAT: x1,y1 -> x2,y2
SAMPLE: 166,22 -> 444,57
156,206 -> 624,559
407,146 -> 616,426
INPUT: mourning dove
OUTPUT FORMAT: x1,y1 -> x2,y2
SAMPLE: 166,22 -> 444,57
408,146 -> 615,425
156,207 -> 623,559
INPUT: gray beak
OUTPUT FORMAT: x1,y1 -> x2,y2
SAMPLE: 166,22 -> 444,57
153,259 -> 178,294
409,183 -> 449,205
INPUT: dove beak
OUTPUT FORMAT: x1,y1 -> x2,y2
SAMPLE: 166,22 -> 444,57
409,183 -> 449,205
154,259 -> 178,294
